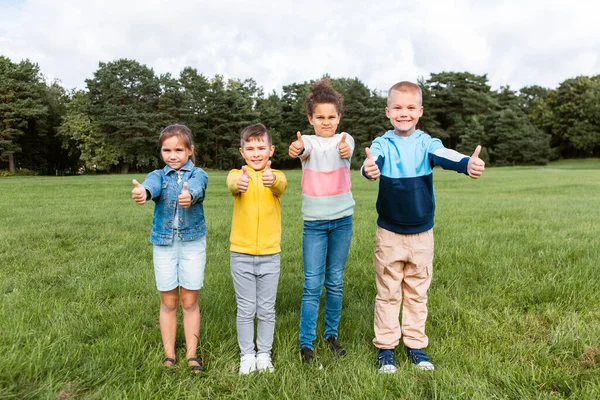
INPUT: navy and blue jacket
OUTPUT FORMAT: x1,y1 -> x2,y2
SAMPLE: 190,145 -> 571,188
362,130 -> 469,234
142,159 -> 208,245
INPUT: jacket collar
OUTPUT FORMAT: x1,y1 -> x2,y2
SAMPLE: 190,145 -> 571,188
383,129 -> 423,140
163,159 -> 194,174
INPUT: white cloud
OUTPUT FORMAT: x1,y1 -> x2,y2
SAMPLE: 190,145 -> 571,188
1,0 -> 599,93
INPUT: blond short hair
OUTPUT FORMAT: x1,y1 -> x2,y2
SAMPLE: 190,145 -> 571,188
387,81 -> 422,105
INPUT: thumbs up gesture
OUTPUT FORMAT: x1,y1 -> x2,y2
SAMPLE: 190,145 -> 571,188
237,166 -> 250,192
467,145 -> 485,179
363,147 -> 380,180
288,131 -> 304,158
178,181 -> 192,208
262,161 -> 275,187
131,179 -> 147,204
338,133 -> 351,159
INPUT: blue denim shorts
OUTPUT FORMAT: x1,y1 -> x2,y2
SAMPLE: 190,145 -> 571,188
153,235 -> 206,291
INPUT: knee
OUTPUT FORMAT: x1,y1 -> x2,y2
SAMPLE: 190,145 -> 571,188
237,303 -> 256,321
180,297 -> 199,312
256,305 -> 275,322
161,296 -> 179,312
303,277 -> 324,296
324,279 -> 343,295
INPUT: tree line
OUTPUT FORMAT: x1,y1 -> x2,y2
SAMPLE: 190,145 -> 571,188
1,55 -> 599,175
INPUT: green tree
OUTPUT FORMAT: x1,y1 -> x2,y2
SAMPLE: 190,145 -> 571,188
178,67 -> 212,166
550,75 -> 600,157
58,91 -> 119,171
0,56 -> 48,173
86,59 -> 161,173
484,108 -> 551,165
423,72 -> 495,149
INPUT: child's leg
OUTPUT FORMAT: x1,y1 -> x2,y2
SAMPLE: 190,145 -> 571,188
230,252 -> 258,355
299,220 -> 328,350
323,215 -> 352,339
255,254 -> 280,355
177,236 -> 207,361
179,288 -> 200,359
372,227 -> 407,349
159,289 -> 179,363
401,229 -> 434,349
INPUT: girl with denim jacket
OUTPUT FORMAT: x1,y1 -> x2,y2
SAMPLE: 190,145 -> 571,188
132,124 -> 208,373
288,79 -> 355,364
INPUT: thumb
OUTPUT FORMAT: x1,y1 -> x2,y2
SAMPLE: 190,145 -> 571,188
340,133 -> 347,143
242,165 -> 248,176
365,147 -> 373,160
265,160 -> 272,170
182,182 -> 189,192
472,145 -> 482,158
132,179 -> 142,188
296,131 -> 303,142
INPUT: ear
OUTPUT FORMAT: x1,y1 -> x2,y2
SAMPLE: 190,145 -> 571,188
239,147 -> 243,156
385,106 -> 390,118
419,106 -> 424,117
307,114 -> 314,126
269,145 -> 275,157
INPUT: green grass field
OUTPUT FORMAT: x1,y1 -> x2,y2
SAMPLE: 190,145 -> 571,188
1,160 -> 599,399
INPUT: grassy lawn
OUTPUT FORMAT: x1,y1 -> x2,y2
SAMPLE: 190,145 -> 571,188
1,160 -> 599,399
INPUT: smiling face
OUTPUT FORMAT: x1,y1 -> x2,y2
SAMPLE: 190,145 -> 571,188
308,103 -> 341,138
160,136 -> 193,170
386,89 -> 424,137
239,134 -> 274,171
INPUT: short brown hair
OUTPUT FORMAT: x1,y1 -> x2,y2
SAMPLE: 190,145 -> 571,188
387,81 -> 422,105
159,124 -> 196,164
240,123 -> 272,147
304,78 -> 344,116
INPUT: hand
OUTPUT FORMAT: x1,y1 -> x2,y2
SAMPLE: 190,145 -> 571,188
339,133 -> 351,159
363,147 -> 380,180
178,181 -> 192,208
237,166 -> 250,192
288,131 -> 304,158
262,161 -> 275,187
131,179 -> 147,204
467,145 -> 485,179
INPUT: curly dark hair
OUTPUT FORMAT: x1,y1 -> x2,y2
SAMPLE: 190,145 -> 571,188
303,78 -> 344,116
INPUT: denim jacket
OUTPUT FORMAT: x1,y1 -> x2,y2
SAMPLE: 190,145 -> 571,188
141,160 -> 208,245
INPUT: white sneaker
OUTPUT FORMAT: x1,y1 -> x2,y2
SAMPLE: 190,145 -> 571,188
256,353 -> 274,373
239,354 -> 256,375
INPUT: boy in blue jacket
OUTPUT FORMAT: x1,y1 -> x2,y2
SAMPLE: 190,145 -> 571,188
362,81 -> 485,373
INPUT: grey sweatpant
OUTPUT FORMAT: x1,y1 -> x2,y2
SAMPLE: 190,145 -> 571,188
230,252 -> 280,356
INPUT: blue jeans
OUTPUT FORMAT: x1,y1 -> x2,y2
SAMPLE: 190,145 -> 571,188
299,215 -> 353,350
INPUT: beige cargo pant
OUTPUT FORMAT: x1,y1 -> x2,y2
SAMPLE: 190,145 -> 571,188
372,226 -> 433,350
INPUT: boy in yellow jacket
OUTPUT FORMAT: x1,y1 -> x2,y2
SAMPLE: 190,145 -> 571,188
226,123 -> 287,374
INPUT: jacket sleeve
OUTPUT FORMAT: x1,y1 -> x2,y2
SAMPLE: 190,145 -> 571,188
187,168 -> 208,204
269,170 -> 287,197
227,169 -> 242,195
142,170 -> 163,200
426,137 -> 469,175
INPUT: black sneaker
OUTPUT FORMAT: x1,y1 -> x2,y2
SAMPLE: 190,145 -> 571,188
325,336 -> 347,357
300,347 -> 315,364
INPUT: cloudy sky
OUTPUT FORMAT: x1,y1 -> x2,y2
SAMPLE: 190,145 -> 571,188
1,0 -> 599,94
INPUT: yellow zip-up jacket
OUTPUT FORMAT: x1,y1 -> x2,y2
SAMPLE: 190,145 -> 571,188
227,167 -> 287,255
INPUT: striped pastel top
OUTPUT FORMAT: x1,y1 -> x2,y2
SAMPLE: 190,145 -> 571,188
299,133 -> 355,221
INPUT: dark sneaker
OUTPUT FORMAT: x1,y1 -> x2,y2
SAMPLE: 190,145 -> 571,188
377,349 -> 396,374
300,347 -> 315,364
326,336 -> 347,357
406,348 -> 435,370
